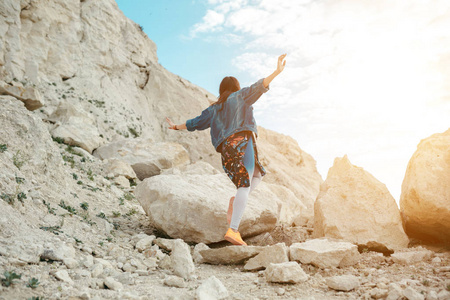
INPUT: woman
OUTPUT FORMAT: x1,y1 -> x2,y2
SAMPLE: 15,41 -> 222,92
166,54 -> 286,246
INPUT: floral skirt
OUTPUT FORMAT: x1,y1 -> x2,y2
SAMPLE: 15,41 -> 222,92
220,131 -> 266,188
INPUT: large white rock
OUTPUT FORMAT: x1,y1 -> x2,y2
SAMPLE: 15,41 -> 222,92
50,102 -> 103,153
264,262 -> 308,284
94,138 -> 190,180
400,129 -> 450,243
290,239 -> 360,269
314,155 -> 409,253
136,161 -> 307,243
244,243 -> 289,271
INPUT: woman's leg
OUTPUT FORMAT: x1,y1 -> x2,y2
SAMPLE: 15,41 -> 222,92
230,137 -> 255,231
249,166 -> 262,194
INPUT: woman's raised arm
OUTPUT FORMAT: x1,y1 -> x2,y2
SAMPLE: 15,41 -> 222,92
263,54 -> 286,88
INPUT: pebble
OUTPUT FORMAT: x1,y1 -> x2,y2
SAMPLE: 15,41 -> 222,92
164,275 -> 187,288
104,277 -> 123,291
403,286 -> 424,300
276,288 -> 286,296
431,257 -> 442,264
54,270 -> 74,284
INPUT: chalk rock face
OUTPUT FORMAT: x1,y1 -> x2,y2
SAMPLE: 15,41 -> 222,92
314,155 -> 409,253
290,239 -> 360,268
136,160 -> 307,243
94,139 -> 190,180
326,275 -> 360,291
400,129 -> 450,243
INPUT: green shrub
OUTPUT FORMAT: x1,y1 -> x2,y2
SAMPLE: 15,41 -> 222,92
17,192 -> 27,203
52,136 -> 65,144
0,144 -> 7,153
59,200 -> 77,215
27,277 -> 40,289
1,193 -> 14,205
1,271 -> 22,287
80,202 -> 89,211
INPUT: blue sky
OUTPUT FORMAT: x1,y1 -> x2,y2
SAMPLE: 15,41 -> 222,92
116,0 -> 450,202
116,0 -> 250,96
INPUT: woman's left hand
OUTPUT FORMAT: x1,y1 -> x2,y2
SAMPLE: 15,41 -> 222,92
277,54 -> 287,74
165,117 -> 176,130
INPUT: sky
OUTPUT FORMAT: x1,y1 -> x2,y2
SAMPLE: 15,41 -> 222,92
116,0 -> 450,202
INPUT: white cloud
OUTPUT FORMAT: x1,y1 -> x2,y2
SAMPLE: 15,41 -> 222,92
191,0 -> 450,201
190,9 -> 225,37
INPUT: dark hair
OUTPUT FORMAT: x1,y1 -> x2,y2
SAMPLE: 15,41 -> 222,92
211,76 -> 241,111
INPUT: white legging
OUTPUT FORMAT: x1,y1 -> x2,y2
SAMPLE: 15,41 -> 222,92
230,136 -> 262,230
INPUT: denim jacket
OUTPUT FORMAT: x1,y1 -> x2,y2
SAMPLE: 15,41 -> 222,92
186,78 -> 269,152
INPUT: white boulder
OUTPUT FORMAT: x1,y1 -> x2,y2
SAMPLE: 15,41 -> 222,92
94,139 -> 190,180
290,238 -> 360,269
50,102 -> 103,153
400,129 -> 450,243
314,155 -> 409,253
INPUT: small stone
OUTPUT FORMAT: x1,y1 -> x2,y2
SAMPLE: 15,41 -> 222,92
244,243 -> 289,271
437,290 -> 450,300
135,270 -> 149,276
63,258 -> 79,269
91,263 -> 104,278
123,262 -> 135,272
326,275 -> 360,292
403,286 -> 425,300
54,270 -> 74,284
135,235 -> 156,252
431,257 -> 442,264
170,239 -> 195,280
386,283 -> 403,300
196,276 -> 229,300
276,288 -> 286,296
426,290 -> 438,300
83,255 -> 94,268
193,243 -> 209,264
164,275 -> 187,288
104,277 -> 123,291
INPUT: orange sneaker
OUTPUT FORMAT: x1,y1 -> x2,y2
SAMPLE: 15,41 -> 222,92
227,196 -> 235,225
224,228 -> 247,246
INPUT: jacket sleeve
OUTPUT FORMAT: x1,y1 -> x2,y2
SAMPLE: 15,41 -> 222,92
186,106 -> 213,131
239,78 -> 270,106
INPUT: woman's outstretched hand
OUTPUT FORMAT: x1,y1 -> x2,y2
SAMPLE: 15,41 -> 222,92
165,117 -> 176,130
263,54 -> 287,88
277,53 -> 287,74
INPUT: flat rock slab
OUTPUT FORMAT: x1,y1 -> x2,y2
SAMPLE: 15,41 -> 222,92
290,238 -> 360,268
391,248 -> 434,265
199,246 -> 265,265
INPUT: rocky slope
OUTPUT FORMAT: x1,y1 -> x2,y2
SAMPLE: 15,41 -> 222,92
1,0 -> 449,299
